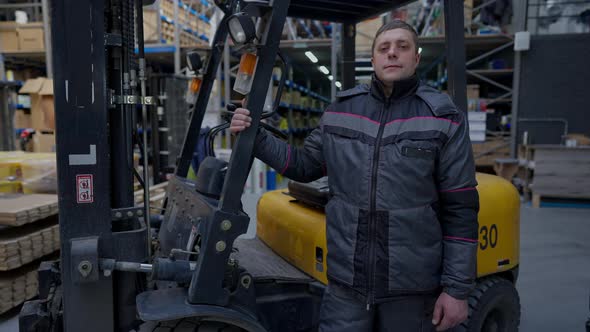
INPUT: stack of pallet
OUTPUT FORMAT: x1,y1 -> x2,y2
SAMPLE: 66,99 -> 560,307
0,194 -> 58,226
134,182 -> 168,209
0,267 -> 38,314
0,193 -> 60,314
519,144 -> 590,207
0,221 -> 60,271
0,179 -> 168,314
472,135 -> 510,169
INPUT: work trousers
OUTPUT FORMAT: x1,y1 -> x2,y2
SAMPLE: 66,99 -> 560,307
318,284 -> 440,332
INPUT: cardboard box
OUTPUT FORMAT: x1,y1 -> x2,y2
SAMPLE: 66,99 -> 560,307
19,78 -> 45,129
0,22 -> 18,52
19,78 -> 54,130
39,80 -> 54,130
143,9 -> 159,42
13,110 -> 32,129
33,131 -> 55,153
0,22 -> 44,51
21,153 -> 57,194
17,23 -> 44,51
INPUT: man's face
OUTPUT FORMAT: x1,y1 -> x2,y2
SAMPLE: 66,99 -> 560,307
371,28 -> 420,83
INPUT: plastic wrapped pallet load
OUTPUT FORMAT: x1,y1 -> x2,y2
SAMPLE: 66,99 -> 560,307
0,151 -> 27,181
0,152 -> 28,194
21,153 -> 57,194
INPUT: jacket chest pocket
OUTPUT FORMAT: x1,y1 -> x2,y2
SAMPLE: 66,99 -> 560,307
392,139 -> 439,175
378,140 -> 439,207
401,146 -> 436,160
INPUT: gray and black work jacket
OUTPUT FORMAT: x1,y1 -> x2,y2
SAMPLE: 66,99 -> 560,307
254,75 -> 479,304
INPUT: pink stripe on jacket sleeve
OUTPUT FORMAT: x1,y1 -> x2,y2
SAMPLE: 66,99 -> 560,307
279,145 -> 292,175
444,236 -> 478,243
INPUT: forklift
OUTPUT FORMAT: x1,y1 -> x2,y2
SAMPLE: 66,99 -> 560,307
18,0 -> 521,331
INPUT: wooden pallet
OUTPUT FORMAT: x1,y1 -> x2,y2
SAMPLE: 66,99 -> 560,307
0,252 -> 59,315
0,217 -> 59,271
472,135 -> 511,168
0,194 -> 58,227
0,268 -> 37,314
143,9 -> 160,42
523,145 -> 590,205
134,182 -> 168,209
0,254 -> 60,314
0,182 -> 165,227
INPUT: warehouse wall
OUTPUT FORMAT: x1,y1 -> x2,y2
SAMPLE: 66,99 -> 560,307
516,33 -> 590,145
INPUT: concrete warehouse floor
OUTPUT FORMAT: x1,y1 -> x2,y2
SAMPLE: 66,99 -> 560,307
0,192 -> 588,332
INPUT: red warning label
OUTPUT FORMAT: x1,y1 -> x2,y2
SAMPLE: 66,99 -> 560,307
76,174 -> 94,204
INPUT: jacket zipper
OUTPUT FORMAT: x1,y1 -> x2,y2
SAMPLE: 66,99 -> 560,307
366,98 -> 389,310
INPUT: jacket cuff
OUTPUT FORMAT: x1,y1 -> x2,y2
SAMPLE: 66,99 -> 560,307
442,285 -> 471,300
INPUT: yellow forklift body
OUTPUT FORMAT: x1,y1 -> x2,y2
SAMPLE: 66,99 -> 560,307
474,173 -> 520,277
257,192 -> 329,284
256,173 -> 520,284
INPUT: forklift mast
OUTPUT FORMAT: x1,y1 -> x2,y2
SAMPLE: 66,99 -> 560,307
46,0 -> 150,330
19,1 -> 468,332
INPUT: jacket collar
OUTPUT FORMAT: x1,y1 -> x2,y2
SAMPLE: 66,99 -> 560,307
370,73 -> 419,102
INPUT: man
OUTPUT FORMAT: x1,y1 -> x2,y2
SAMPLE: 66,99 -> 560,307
231,20 -> 479,332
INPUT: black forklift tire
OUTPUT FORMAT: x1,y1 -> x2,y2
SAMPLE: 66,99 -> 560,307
151,319 -> 245,332
454,276 -> 520,332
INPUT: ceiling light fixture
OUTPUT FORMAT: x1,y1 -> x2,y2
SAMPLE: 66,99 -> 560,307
305,51 -> 318,63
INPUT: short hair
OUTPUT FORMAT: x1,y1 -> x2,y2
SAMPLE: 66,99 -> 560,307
371,20 -> 419,54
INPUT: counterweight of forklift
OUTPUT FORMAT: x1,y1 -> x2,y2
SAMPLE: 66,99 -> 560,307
479,224 -> 498,250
